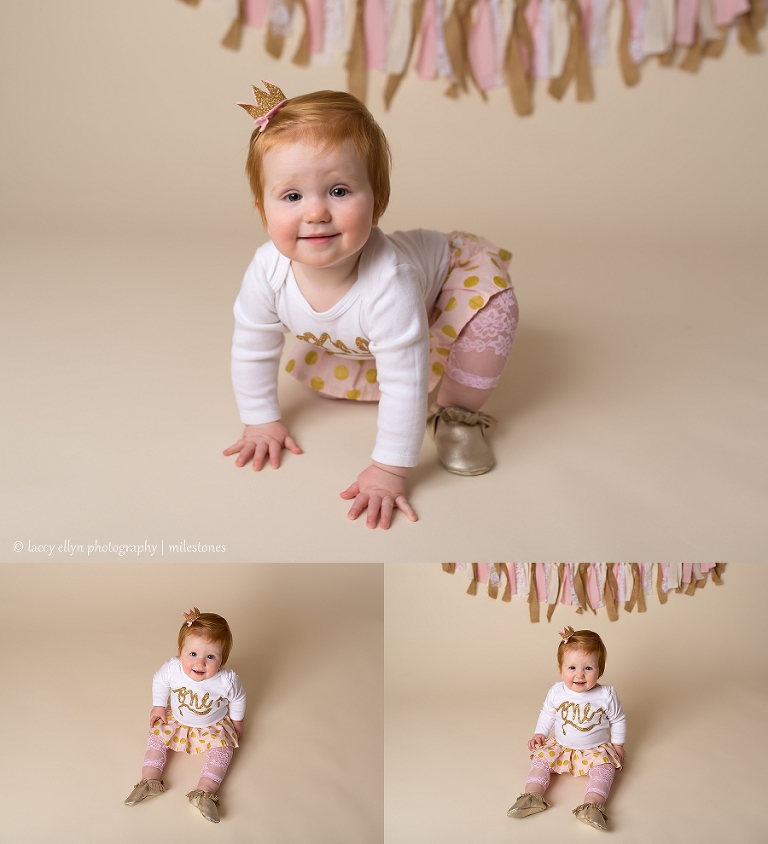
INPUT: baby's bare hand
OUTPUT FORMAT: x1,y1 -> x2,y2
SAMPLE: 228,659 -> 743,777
149,706 -> 168,728
527,734 -> 547,752
223,422 -> 302,471
340,464 -> 417,530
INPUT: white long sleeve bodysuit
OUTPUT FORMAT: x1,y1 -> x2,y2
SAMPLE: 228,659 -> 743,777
231,227 -> 450,467
535,682 -> 626,749
152,657 -> 246,728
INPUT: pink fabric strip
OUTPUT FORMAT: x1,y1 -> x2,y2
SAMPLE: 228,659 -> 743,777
477,562 -> 489,584
713,0 -> 749,27
415,0 -> 439,79
244,0 -> 269,27
508,563 -> 518,596
468,0 -> 497,91
527,0 -> 551,81
521,0 -> 539,76
681,563 -> 693,584
675,0 -> 700,46
587,564 -> 602,608
308,0 -> 326,53
535,563 -> 547,603
700,562 -> 714,573
579,0 -> 593,42
364,0 -> 387,71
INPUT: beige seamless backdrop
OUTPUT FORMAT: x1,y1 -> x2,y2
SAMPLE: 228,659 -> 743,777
0,563 -> 384,844
385,563 -> 768,843
1,1 -> 766,556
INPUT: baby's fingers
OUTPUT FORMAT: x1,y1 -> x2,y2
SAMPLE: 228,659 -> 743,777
340,482 -> 361,500
366,495 -> 383,529
378,497 -> 395,530
394,494 -> 418,523
346,492 -> 369,520
234,441 -> 257,467
223,440 -> 244,457
284,435 -> 303,455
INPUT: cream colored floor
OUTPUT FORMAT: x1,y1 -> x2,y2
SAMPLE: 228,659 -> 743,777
0,564 -> 383,844
1,1 -> 767,562
1,226 -> 765,561
385,564 -> 768,844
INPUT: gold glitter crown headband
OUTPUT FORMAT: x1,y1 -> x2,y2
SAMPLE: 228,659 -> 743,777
558,626 -> 575,644
183,607 -> 201,627
237,80 -> 288,133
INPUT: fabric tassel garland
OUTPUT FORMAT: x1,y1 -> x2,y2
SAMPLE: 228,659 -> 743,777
178,0 -> 765,113
443,563 -> 728,621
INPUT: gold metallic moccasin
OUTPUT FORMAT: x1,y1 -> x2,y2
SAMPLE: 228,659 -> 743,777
427,404 -> 496,475
187,790 -> 221,823
124,778 -> 165,806
506,792 -> 551,818
572,802 -> 608,831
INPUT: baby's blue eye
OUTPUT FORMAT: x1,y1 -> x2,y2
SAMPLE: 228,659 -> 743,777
285,192 -> 301,202
206,654 -> 216,660
331,187 -> 348,197
190,652 -> 197,657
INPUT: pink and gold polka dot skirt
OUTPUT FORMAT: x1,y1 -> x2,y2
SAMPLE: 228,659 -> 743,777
151,712 -> 239,755
531,737 -> 622,775
285,231 -> 514,401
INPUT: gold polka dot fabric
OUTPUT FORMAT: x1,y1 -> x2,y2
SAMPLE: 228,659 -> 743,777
530,738 -> 622,775
156,711 -> 239,755
285,231 -> 513,401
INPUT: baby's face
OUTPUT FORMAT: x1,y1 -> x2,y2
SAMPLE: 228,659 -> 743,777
560,647 -> 600,693
260,138 -> 376,277
179,633 -> 223,681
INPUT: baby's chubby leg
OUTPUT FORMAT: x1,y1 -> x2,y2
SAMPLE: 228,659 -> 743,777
584,763 -> 615,804
437,289 -> 518,412
430,289 -> 518,475
142,732 -> 167,781
197,745 -> 234,793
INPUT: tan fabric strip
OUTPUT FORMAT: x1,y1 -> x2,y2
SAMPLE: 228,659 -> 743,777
604,564 -> 619,621
712,563 -> 726,585
549,0 -> 593,101
658,45 -> 676,66
488,563 -> 500,600
572,563 -> 587,614
505,0 -> 535,116
680,27 -> 703,73
221,0 -> 246,50
739,10 -> 762,53
546,563 -> 564,622
684,577 -> 697,596
692,563 -> 705,587
442,562 -> 456,574
656,563 -> 668,604
501,564 -> 512,602
528,564 -> 540,623
346,0 -> 368,103
618,0 -> 641,86
292,0 -> 311,66
384,0 -> 425,109
703,26 -> 728,57
635,563 -> 647,612
466,562 -> 479,596
178,0 -> 201,6
444,0 -> 486,100
578,563 -> 596,614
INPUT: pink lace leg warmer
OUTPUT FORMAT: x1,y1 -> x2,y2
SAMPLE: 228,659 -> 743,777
525,757 -> 551,792
586,763 -> 615,801
445,289 -> 518,390
201,746 -> 233,785
143,732 -> 167,772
